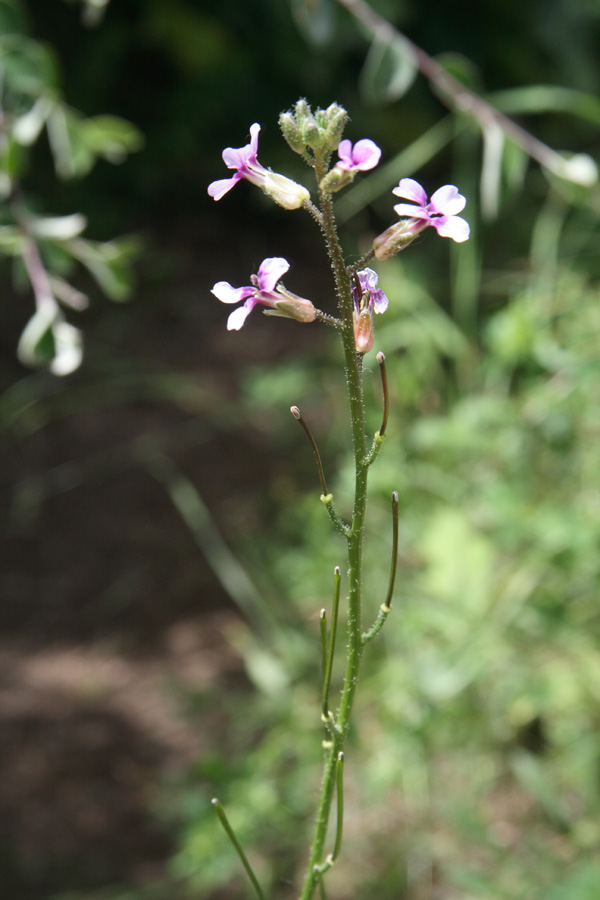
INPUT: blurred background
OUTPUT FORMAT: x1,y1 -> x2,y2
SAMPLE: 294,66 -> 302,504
2,0 -> 600,898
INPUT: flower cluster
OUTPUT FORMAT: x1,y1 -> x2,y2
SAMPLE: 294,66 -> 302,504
209,107 -> 470,348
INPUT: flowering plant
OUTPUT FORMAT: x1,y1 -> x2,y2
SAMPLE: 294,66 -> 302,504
208,101 -> 469,900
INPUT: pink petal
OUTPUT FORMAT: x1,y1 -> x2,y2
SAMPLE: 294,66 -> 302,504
222,124 -> 261,171
256,257 -> 290,292
248,123 -> 261,158
372,289 -> 388,314
433,215 -> 470,242
392,178 -> 428,206
211,281 -> 254,304
429,184 -> 466,216
350,139 -> 381,170
227,300 -> 256,331
208,175 -> 240,200
358,267 -> 379,293
336,139 -> 353,166
222,147 -> 247,170
392,203 -> 430,220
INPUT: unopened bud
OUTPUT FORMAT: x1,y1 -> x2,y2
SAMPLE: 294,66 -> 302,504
323,104 -> 348,150
354,309 -> 374,354
373,220 -> 419,261
272,286 -> 316,323
319,165 -> 355,194
279,112 -> 305,155
261,172 -> 310,210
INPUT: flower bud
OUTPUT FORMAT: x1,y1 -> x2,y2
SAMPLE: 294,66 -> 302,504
353,309 -> 374,354
373,220 -> 420,261
322,104 -> 348,151
261,172 -> 310,210
319,166 -> 355,194
279,112 -> 305,155
280,100 -> 348,155
272,286 -> 316,323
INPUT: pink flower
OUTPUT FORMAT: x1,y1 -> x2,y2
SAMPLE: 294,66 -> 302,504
392,178 -> 470,243
351,267 -> 388,354
208,124 -> 265,201
208,124 -> 309,210
211,257 -> 315,330
335,139 -> 381,172
351,267 -> 388,316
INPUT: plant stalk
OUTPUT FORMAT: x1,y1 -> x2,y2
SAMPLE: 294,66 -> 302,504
298,156 -> 370,900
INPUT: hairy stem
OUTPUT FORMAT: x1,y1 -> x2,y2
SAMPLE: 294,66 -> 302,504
298,158 -> 370,900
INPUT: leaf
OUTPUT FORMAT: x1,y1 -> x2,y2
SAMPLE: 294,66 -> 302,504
48,319 -> 83,376
0,224 -> 25,254
360,35 -> 417,105
12,95 -> 53,146
480,120 -> 504,220
17,303 -> 58,369
29,213 -> 87,240
16,303 -> 82,375
0,34 -> 59,97
46,105 -> 95,179
46,107 -> 142,180
79,115 -> 144,164
67,236 -> 141,301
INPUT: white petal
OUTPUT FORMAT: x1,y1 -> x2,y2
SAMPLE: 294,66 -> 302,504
211,281 -> 252,304
393,203 -> 429,220
430,184 -> 466,216
435,215 -> 470,242
227,304 -> 253,330
392,177 -> 428,205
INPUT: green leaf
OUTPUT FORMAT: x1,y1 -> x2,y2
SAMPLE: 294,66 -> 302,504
359,35 -> 417,105
46,108 -> 142,180
79,115 -> 144,163
13,95 -> 53,146
67,236 -> 141,301
46,105 -> 95,179
17,303 -> 57,369
489,84 -> 600,126
0,224 -> 25,254
29,213 -> 87,240
0,34 -> 59,97
16,303 -> 83,376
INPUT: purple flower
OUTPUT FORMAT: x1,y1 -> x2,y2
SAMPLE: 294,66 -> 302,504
208,124 -> 309,210
351,268 -> 388,354
392,178 -> 470,243
351,267 -> 389,316
335,139 -> 381,172
211,257 -> 315,331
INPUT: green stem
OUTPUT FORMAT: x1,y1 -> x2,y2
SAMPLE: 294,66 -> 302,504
299,157 -> 370,900
212,798 -> 267,900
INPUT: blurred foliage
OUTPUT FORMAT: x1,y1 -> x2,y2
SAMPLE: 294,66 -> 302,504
3,1 -> 600,899
0,0 -> 142,375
